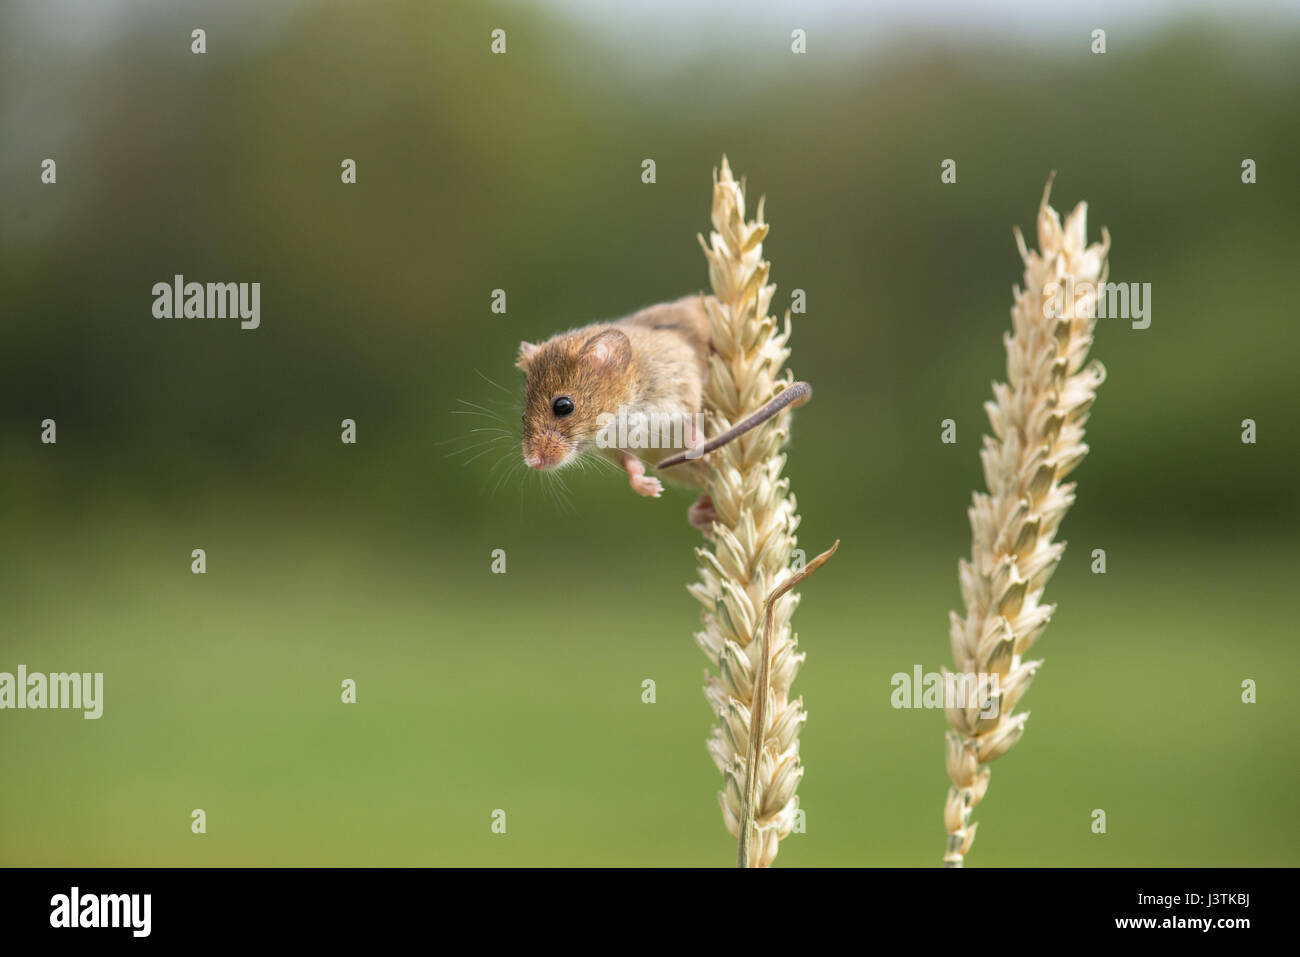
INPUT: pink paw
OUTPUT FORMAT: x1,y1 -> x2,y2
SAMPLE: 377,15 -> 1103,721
623,455 -> 663,497
630,472 -> 663,497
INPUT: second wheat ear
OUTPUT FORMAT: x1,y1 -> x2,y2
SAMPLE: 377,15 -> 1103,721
942,175 -> 1109,867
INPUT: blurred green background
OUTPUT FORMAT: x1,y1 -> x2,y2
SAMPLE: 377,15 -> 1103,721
2,0 -> 1297,866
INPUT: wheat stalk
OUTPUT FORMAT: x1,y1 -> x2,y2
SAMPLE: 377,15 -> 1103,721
942,176 -> 1109,867
736,538 -> 837,867
687,156 -> 831,868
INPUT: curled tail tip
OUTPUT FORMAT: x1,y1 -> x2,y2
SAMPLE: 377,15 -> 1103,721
780,380 -> 812,408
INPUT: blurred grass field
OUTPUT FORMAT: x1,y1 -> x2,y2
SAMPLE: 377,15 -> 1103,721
2,493 -> 1295,867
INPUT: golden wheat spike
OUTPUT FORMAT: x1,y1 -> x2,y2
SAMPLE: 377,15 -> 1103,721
942,178 -> 1109,867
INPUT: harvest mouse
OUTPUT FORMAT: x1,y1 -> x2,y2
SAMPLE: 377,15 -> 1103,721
515,294 -> 811,533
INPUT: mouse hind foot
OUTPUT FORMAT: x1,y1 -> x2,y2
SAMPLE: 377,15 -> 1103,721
689,493 -> 718,536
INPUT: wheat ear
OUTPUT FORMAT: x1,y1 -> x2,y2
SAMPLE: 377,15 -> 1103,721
942,176 -> 1109,867
688,157 -> 826,868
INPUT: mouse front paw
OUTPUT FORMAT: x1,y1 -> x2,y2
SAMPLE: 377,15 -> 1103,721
630,472 -> 663,498
624,455 -> 665,501
622,453 -> 663,498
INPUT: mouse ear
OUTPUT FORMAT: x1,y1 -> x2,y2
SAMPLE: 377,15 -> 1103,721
579,329 -> 631,374
515,341 -> 539,371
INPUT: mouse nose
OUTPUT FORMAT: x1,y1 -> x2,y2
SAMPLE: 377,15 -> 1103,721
523,439 -> 552,470
523,433 -> 568,470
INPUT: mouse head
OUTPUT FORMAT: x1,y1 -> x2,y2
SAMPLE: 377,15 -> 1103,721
516,328 -> 631,470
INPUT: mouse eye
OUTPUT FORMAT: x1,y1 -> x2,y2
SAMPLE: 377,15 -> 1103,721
552,396 -> 575,417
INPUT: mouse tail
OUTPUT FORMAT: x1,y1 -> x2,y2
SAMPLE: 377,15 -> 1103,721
657,381 -> 811,470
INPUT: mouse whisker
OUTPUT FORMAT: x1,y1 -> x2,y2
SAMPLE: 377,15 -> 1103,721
439,429 -> 514,442
450,409 -> 506,422
541,471 -> 576,516
492,456 -> 528,498
577,449 -> 621,476
435,428 -> 512,449
443,436 -> 512,460
455,397 -> 511,416
458,440 -> 514,466
487,448 -> 521,476
474,368 -> 518,398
